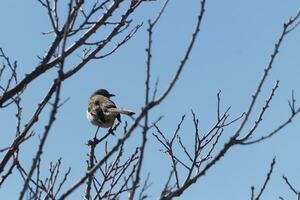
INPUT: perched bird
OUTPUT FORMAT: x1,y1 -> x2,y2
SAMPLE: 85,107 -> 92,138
87,89 -> 135,137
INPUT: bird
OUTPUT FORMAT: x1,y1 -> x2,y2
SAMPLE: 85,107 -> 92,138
87,89 -> 135,137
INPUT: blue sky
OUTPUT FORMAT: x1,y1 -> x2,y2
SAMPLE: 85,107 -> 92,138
0,0 -> 300,199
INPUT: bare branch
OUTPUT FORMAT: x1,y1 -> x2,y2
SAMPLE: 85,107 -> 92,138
282,175 -> 298,195
18,1 -> 73,198
240,106 -> 300,145
253,157 -> 276,200
234,11 -> 300,140
238,80 -> 280,142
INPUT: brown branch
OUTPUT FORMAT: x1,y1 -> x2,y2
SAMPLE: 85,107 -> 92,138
63,0 -> 143,79
94,23 -> 142,59
45,0 -> 59,33
54,167 -> 71,198
158,9 -> 300,200
128,16 -> 154,199
51,0 -> 126,64
152,116 -> 186,188
234,11 -> 300,140
138,173 -> 152,200
240,106 -> 300,145
18,1 -> 73,197
288,90 -> 297,114
282,175 -> 298,195
0,0 -> 142,107
0,0 -> 83,106
253,157 -> 276,200
57,0 -> 204,197
84,139 -> 96,200
0,159 -> 16,187
0,83 -> 56,174
238,80 -> 280,142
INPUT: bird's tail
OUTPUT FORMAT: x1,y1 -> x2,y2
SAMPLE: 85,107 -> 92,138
108,108 -> 135,116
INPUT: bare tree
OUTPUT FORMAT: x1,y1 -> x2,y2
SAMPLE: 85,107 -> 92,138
0,0 -> 300,199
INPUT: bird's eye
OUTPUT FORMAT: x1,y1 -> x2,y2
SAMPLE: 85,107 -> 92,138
95,101 -> 100,105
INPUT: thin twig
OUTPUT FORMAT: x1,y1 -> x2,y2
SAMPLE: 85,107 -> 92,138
254,157 -> 276,200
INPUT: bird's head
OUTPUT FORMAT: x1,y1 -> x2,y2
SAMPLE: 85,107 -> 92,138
92,89 -> 115,98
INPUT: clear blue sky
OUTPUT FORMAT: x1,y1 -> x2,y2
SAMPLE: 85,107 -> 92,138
0,0 -> 300,199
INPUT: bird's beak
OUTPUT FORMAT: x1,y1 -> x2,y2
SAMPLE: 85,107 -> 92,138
109,94 -> 115,97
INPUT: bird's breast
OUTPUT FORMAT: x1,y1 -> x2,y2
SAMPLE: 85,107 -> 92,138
86,111 -> 116,128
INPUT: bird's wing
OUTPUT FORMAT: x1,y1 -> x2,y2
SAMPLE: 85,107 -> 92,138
89,95 -> 122,123
100,97 -> 121,122
100,96 -> 117,111
88,96 -> 107,123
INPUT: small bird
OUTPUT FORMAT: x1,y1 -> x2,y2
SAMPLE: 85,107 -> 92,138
87,89 -> 135,137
